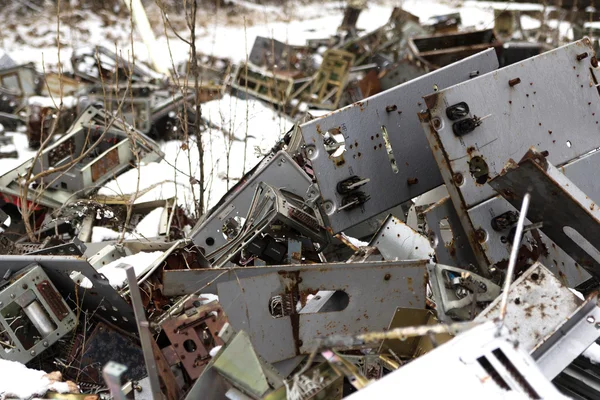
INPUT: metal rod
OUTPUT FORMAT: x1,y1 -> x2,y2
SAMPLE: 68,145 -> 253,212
498,192 -> 531,327
125,266 -> 163,399
103,361 -> 128,400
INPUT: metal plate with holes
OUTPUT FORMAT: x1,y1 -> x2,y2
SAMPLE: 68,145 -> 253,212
0,255 -> 136,330
300,48 -> 498,233
476,262 -> 600,379
189,151 -> 312,253
162,301 -> 227,380
421,38 -> 600,273
422,38 -> 600,209
215,260 -> 427,363
489,149 -> 600,279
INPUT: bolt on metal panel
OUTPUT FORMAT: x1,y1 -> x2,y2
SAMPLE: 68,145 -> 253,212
300,48 -> 498,234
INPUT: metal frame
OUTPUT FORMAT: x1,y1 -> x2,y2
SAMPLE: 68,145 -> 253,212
0,264 -> 77,363
300,48 -> 498,233
189,151 -> 312,254
0,255 -> 136,331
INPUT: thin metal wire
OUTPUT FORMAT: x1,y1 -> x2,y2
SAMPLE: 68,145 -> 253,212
498,192 -> 531,329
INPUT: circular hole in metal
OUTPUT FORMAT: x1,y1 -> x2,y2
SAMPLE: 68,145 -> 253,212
205,237 -> 215,246
587,316 -> 596,324
530,273 -> 539,281
183,339 -> 197,353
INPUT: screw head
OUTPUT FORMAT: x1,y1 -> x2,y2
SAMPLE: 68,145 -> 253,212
43,341 -> 48,347
30,350 -> 36,356
475,229 -> 488,243
453,173 -> 464,186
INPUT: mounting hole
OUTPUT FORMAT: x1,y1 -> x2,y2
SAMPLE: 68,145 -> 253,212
587,316 -> 596,324
530,273 -> 539,281
205,237 -> 215,246
183,339 -> 197,353
468,156 -> 490,185
566,140 -> 572,148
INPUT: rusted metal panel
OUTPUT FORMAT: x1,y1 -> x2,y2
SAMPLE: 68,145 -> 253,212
91,147 -> 120,182
68,321 -> 146,384
476,262 -> 600,379
162,301 -> 228,380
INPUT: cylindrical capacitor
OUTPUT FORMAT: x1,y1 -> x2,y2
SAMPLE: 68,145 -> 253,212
23,301 -> 56,337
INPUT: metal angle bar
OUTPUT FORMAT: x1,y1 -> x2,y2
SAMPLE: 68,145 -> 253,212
161,259 -> 429,297
125,266 -> 162,399
300,48 -> 499,234
488,149 -> 600,279
103,361 -> 128,400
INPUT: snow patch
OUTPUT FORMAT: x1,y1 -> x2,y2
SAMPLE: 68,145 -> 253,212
94,251 -> 164,289
0,360 -> 72,399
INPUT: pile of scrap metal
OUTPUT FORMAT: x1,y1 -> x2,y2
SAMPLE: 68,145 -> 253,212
6,3 -> 600,398
3,35 -> 600,399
